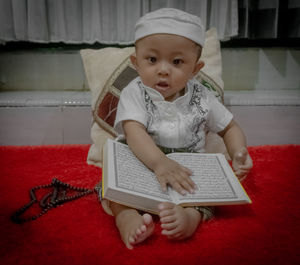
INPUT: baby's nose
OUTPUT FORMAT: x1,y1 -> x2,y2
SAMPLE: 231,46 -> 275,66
158,62 -> 170,75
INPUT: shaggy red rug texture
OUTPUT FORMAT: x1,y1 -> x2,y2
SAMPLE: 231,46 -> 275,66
0,144 -> 299,265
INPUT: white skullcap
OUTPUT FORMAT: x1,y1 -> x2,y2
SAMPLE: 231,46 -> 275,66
135,8 -> 205,47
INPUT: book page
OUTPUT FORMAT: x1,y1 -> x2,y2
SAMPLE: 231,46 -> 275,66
113,142 -> 170,201
167,153 -> 239,204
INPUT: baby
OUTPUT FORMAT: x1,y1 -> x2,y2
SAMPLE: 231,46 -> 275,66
101,8 -> 253,249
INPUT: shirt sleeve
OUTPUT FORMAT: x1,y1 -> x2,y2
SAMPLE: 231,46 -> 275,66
206,92 -> 233,133
114,79 -> 148,135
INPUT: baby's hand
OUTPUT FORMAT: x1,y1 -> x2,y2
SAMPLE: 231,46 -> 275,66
232,147 -> 253,181
153,157 -> 196,195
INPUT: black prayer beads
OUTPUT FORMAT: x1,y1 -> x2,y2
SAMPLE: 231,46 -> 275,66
11,178 -> 94,224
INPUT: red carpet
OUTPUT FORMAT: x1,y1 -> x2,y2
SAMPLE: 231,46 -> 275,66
0,144 -> 299,265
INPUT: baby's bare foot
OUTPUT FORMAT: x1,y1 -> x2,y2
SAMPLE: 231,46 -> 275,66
116,209 -> 154,250
158,202 -> 201,240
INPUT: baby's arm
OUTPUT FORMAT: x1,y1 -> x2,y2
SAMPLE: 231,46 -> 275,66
218,119 -> 253,180
123,120 -> 196,195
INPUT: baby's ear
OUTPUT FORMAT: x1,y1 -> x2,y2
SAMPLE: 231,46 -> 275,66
192,60 -> 205,76
130,53 -> 138,69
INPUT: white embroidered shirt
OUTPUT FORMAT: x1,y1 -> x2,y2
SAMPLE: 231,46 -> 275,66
114,77 -> 232,153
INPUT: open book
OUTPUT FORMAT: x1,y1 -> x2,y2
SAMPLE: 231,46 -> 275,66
102,139 -> 251,214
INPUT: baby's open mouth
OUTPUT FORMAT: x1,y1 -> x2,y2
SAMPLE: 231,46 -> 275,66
156,82 -> 169,90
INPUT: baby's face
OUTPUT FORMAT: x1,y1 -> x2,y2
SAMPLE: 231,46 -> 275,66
132,34 -> 204,102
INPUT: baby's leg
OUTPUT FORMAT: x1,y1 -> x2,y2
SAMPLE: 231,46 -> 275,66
110,201 -> 155,250
158,202 -> 202,240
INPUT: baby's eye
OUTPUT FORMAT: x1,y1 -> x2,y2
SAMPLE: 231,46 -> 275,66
148,57 -> 157,63
173,59 -> 183,65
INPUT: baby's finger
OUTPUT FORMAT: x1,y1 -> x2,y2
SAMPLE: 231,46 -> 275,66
235,166 -> 248,174
157,178 -> 168,192
170,180 -> 187,196
235,169 -> 248,180
181,165 -> 193,176
239,161 -> 253,170
188,177 -> 197,190
178,179 -> 195,194
239,164 -> 251,170
179,167 -> 196,189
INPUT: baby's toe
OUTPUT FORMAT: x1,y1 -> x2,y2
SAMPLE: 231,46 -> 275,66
143,213 -> 153,225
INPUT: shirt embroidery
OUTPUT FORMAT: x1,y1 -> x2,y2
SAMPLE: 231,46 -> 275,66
140,80 -> 209,152
138,81 -> 157,132
189,83 -> 209,116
